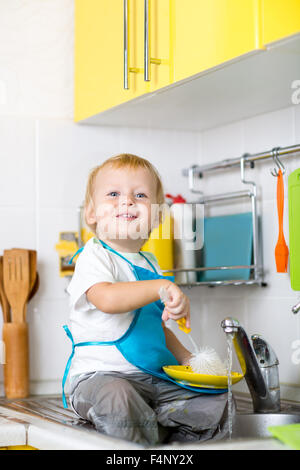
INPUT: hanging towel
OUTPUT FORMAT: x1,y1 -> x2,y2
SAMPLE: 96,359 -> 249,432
197,212 -> 253,282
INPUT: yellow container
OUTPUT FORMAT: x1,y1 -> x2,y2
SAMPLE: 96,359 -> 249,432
141,212 -> 174,276
0,446 -> 37,450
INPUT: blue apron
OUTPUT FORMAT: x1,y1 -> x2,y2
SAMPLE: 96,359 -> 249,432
62,239 -> 227,408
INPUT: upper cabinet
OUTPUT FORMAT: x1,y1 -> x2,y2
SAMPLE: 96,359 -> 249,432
75,1 -> 300,124
75,0 -> 140,122
173,0 -> 262,83
75,0 -> 172,122
262,0 -> 300,45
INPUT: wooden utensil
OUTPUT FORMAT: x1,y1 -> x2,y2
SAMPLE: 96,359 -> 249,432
3,249 -> 31,323
28,271 -> 39,302
0,256 -> 10,322
12,248 -> 38,320
28,249 -> 37,294
275,169 -> 289,273
2,322 -> 29,398
23,250 -> 37,321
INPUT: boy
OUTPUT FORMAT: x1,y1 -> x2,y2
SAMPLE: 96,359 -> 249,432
64,153 -> 231,446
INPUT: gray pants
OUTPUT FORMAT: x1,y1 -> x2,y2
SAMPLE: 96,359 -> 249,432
70,371 -> 234,447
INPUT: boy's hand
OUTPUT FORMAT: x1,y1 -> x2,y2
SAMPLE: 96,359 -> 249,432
161,283 -> 191,329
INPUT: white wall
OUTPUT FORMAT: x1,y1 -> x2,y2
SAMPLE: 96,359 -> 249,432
0,1 -> 300,401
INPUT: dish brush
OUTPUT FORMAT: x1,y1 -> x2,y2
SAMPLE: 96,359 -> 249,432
159,286 -> 227,376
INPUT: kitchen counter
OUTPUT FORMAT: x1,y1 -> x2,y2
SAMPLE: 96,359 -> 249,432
0,394 -> 293,450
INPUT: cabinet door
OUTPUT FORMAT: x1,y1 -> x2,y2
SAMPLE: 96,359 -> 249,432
146,0 -> 173,93
173,0 -> 262,83
262,0 -> 300,45
75,0 -> 147,122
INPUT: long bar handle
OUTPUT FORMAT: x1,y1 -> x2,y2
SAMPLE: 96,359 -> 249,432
144,0 -> 150,81
124,0 -> 129,89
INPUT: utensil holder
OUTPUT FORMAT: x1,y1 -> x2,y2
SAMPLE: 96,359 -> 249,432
2,323 -> 29,399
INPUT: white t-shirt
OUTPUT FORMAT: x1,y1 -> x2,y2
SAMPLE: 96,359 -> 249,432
66,237 -> 164,381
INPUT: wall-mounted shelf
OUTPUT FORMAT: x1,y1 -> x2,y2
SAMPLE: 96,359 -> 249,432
175,144 -> 300,288
162,266 -> 264,288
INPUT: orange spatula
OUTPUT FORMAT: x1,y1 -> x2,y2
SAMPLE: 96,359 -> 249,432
275,169 -> 289,272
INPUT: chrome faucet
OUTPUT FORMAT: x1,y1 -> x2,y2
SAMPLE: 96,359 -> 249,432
292,301 -> 300,314
221,317 -> 280,413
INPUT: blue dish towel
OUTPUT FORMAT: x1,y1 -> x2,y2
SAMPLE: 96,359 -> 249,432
197,212 -> 253,282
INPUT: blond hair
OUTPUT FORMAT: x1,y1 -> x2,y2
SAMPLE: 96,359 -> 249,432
84,153 -> 165,233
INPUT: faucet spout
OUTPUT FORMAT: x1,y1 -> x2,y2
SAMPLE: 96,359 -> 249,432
221,317 -> 280,413
292,301 -> 300,314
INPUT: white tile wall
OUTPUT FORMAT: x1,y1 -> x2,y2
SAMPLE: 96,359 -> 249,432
0,117 -> 36,207
295,105 -> 300,142
0,0 -> 74,119
27,297 -> 70,383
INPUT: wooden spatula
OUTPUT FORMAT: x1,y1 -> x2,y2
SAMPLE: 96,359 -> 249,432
12,248 -> 37,321
3,249 -> 31,323
0,256 -> 10,322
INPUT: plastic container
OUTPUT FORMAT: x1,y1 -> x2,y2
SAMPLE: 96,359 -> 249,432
141,206 -> 174,276
166,194 -> 197,284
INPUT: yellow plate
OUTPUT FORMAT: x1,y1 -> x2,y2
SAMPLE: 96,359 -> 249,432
163,365 -> 244,389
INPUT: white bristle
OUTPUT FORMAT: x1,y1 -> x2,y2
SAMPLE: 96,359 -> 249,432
189,346 -> 227,376
159,287 -> 226,376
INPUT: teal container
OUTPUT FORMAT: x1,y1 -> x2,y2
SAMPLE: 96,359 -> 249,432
288,168 -> 300,291
196,212 -> 253,282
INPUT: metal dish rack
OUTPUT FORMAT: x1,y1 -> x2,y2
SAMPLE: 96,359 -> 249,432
163,144 -> 300,288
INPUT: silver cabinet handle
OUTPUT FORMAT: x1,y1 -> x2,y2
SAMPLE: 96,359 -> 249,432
144,0 -> 150,81
124,0 -> 129,89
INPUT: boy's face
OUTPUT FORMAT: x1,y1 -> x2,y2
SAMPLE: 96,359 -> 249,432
86,165 -> 160,242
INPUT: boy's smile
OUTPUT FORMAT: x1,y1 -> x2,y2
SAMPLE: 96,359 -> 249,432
116,211 -> 138,220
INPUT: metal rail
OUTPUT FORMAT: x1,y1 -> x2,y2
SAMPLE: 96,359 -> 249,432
182,144 -> 300,178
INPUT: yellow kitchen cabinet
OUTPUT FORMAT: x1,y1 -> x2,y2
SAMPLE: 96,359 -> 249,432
75,0 -> 172,122
262,0 -> 300,45
146,0 -> 173,93
173,0 -> 263,83
75,0 -> 144,122
75,1 -> 300,123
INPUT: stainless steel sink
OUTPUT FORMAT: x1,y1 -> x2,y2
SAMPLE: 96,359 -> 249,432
231,412 -> 300,439
1,393 -> 300,445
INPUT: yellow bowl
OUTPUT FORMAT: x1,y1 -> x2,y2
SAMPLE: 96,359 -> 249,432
163,365 -> 244,389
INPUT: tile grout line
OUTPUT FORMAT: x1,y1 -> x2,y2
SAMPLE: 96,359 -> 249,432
292,105 -> 296,144
35,119 -> 40,253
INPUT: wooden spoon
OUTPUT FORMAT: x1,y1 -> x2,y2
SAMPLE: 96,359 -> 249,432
0,256 -> 10,322
24,271 -> 39,322
28,250 -> 37,294
25,250 -> 37,321
28,271 -> 39,302
3,249 -> 30,323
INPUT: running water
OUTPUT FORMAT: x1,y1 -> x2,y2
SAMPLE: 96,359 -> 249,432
226,332 -> 234,440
